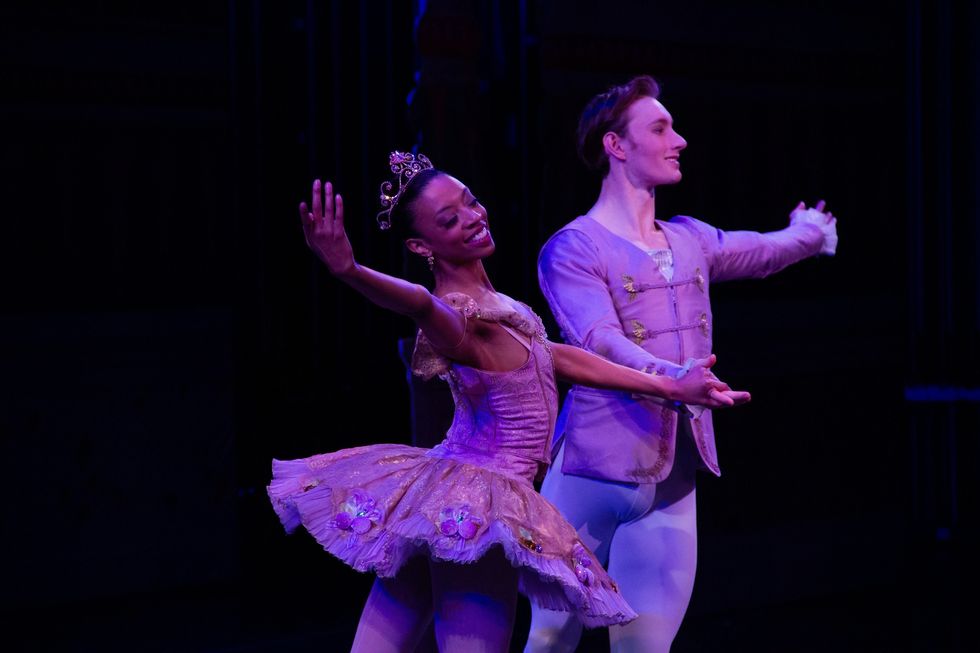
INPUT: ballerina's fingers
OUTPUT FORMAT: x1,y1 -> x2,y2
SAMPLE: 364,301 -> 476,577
724,390 -> 752,405
311,178 -> 323,219
323,181 -> 334,222
708,388 -> 735,407
298,201 -> 313,249
333,190 -> 345,229
707,388 -> 752,408
298,201 -> 314,238
319,183 -> 345,240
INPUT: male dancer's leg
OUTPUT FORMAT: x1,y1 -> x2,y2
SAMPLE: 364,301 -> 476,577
429,547 -> 519,653
351,554 -> 434,653
524,441 -> 656,653
606,432 -> 699,653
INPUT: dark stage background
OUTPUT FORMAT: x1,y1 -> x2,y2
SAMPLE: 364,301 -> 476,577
2,1 -> 978,651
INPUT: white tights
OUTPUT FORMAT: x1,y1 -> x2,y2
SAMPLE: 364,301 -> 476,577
524,430 -> 700,653
351,547 -> 519,653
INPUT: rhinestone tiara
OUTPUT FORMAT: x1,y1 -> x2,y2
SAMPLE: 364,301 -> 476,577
376,150 -> 434,230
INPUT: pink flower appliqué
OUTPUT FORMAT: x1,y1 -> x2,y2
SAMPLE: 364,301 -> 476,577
436,505 -> 483,541
331,490 -> 383,536
571,543 -> 595,586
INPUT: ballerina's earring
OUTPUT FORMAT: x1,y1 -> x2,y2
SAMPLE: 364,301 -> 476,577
426,254 -> 435,270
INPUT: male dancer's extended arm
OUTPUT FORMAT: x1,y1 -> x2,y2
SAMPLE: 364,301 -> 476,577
675,203 -> 835,282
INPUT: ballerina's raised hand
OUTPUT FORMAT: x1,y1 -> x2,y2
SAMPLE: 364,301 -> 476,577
300,179 -> 356,277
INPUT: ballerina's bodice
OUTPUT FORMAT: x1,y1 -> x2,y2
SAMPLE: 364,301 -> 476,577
412,293 -> 558,483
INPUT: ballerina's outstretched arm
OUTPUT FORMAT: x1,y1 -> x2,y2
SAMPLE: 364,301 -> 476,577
551,343 -> 750,409
299,179 -> 466,352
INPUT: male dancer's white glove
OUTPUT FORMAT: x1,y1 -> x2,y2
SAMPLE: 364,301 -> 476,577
790,200 -> 838,256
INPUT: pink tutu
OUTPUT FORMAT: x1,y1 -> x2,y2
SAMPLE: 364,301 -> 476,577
269,443 -> 634,627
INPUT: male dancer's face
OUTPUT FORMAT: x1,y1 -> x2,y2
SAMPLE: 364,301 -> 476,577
619,96 -> 688,187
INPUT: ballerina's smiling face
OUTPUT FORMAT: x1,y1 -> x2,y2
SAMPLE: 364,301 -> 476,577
405,173 -> 494,265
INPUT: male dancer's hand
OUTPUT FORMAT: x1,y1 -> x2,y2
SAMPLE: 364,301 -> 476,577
789,199 -> 838,255
300,179 -> 358,278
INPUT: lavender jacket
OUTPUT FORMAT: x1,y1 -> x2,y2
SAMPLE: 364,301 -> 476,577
538,215 -> 824,483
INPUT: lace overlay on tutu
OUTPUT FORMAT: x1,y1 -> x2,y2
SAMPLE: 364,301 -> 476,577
268,292 -> 636,627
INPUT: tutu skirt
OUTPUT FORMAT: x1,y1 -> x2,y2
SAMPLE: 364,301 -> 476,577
268,443 -> 636,627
